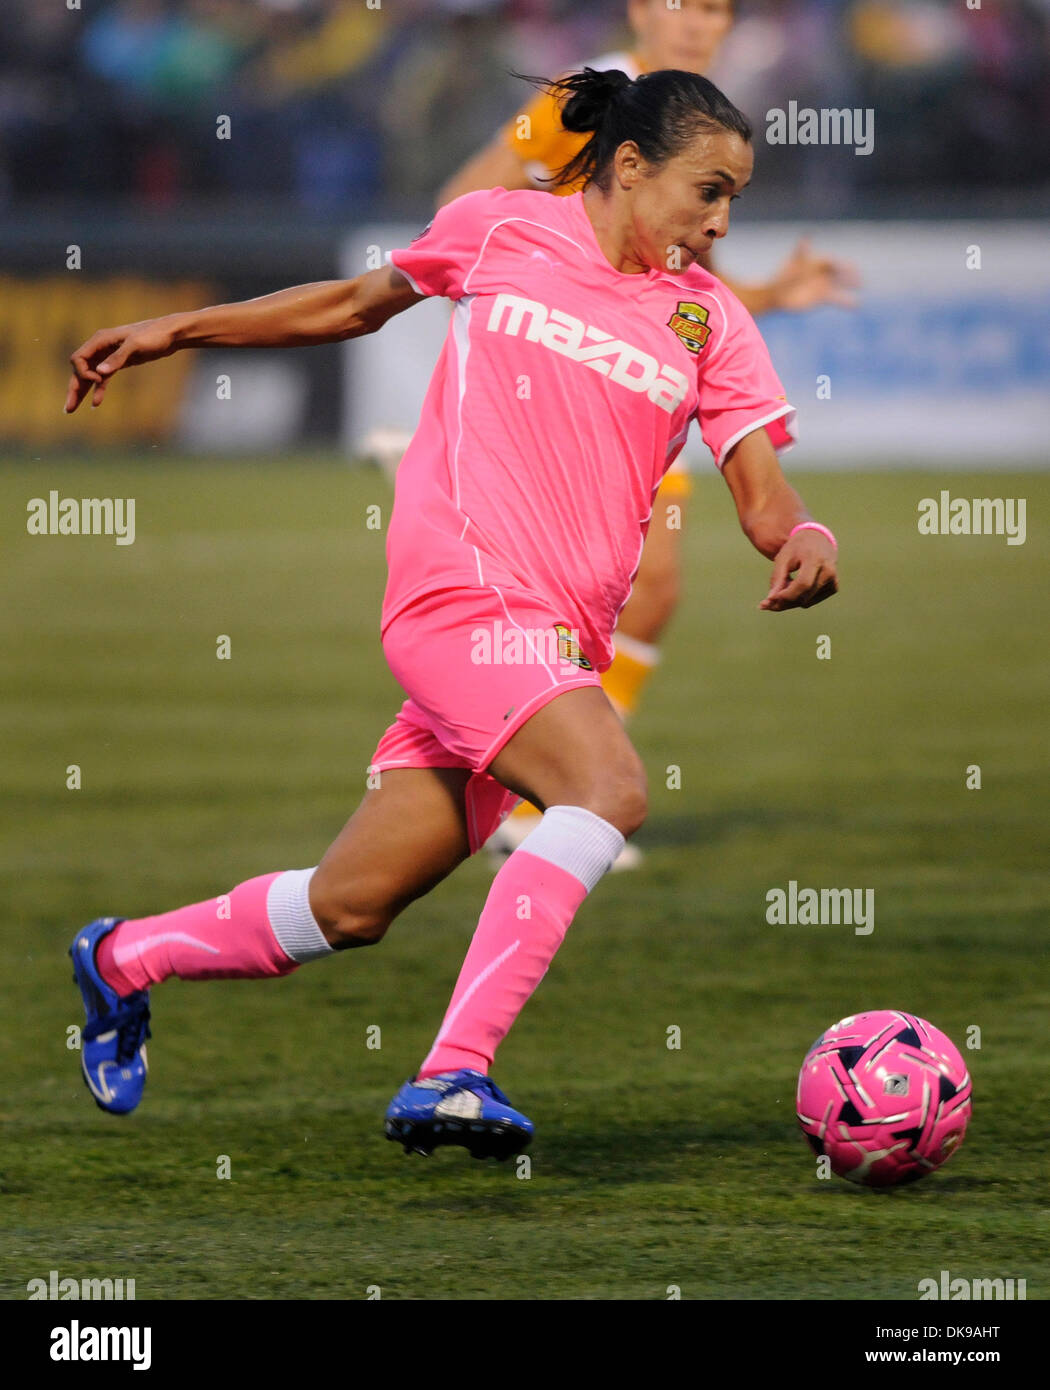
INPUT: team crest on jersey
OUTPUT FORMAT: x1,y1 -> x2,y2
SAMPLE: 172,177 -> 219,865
555,624 -> 593,670
668,301 -> 711,354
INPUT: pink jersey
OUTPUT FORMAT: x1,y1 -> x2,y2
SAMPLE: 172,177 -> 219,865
383,187 -> 795,670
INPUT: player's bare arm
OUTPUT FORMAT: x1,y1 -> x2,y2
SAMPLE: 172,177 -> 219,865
65,266 -> 423,413
722,426 -> 838,611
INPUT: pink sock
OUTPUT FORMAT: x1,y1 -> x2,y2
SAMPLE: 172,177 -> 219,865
96,869 -> 331,994
419,806 -> 625,1077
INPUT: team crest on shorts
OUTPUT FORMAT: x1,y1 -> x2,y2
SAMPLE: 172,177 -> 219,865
668,301 -> 711,354
555,624 -> 593,670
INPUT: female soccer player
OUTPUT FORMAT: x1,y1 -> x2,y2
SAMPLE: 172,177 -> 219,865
439,0 -> 856,866
65,68 -> 838,1160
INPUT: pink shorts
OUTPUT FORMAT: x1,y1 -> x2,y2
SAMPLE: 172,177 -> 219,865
370,585 -> 603,852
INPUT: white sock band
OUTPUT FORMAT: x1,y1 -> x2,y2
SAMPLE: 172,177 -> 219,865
266,868 -> 334,962
613,631 -> 661,666
517,805 -> 626,893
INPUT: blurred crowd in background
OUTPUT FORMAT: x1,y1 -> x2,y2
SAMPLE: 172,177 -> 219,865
2,0 -> 1049,214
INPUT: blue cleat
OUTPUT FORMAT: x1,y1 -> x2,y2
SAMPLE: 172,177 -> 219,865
385,1069 -> 533,1160
69,917 -> 151,1115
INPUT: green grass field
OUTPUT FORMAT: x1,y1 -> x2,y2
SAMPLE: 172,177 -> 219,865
2,457 -> 1047,1301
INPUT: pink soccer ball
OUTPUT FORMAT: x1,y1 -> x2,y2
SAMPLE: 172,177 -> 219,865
796,1011 -> 972,1187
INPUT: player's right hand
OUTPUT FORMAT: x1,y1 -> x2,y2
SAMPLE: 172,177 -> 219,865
768,239 -> 860,313
66,317 -> 180,413
759,529 -> 838,611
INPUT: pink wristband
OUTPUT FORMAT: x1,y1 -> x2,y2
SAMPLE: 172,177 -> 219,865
789,521 -> 837,550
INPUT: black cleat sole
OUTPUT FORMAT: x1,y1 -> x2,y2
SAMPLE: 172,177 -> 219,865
385,1116 -> 530,1162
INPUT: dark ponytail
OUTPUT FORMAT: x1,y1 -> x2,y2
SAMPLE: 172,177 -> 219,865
517,66 -> 752,193
558,67 -> 634,136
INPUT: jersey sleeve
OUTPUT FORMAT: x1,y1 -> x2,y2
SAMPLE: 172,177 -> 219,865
387,190 -> 502,301
696,299 -> 798,470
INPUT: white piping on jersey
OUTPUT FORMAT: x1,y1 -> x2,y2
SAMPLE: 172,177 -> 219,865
450,295 -> 494,587
665,419 -> 692,464
462,217 -> 591,296
489,584 -> 562,690
612,504 -> 655,639
385,253 -> 425,297
451,295 -> 475,512
716,403 -> 797,470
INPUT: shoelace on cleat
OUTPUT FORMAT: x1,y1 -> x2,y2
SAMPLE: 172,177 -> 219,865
84,997 -> 152,1063
447,1074 -> 512,1109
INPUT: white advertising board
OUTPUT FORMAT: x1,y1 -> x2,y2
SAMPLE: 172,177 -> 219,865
342,221 -> 1050,469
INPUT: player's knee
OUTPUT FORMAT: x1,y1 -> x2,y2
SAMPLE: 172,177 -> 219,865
308,874 -> 396,950
318,905 -> 393,950
611,776 -> 648,839
584,760 -> 648,839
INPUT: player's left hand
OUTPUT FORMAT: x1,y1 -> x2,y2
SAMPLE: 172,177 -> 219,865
760,531 -> 838,611
768,239 -> 860,312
